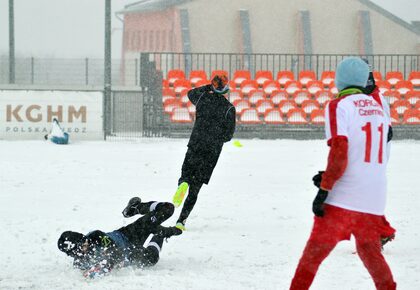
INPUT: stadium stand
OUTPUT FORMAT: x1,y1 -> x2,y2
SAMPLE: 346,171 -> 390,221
264,109 -> 285,124
255,70 -> 273,86
167,69 -> 186,86
233,70 -> 251,87
386,71 -> 404,86
287,108 -> 307,124
171,107 -> 192,123
189,70 -> 208,86
408,71 -> 420,86
276,71 -> 295,87
298,70 -> 316,86
240,108 -> 262,124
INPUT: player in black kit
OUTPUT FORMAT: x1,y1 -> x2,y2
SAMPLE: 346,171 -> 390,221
57,197 -> 182,278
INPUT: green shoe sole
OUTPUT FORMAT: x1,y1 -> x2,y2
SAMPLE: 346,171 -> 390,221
173,182 -> 189,207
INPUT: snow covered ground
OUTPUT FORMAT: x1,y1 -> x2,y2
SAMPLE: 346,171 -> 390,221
0,138 -> 419,290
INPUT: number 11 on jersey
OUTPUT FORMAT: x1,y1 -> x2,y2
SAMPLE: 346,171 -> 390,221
361,122 -> 384,164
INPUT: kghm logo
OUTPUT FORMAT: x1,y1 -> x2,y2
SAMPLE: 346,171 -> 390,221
6,105 -> 87,123
100,236 -> 112,247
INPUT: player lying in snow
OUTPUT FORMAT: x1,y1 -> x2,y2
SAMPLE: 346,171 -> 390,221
57,197 -> 182,278
44,118 -> 69,145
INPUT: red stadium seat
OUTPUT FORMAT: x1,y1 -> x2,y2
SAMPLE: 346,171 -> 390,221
278,100 -> 297,114
315,91 -> 333,107
285,81 -> 302,95
171,108 -> 192,123
375,80 -> 391,94
255,70 -> 273,86
263,81 -> 281,95
385,71 -> 403,86
310,109 -> 325,125
187,101 -> 196,114
240,108 -> 262,124
393,99 -> 411,115
233,99 -> 250,114
306,80 -> 324,95
408,71 -> 420,86
162,79 -> 169,88
329,86 -> 338,95
162,88 -> 176,103
301,100 -> 320,114
270,90 -> 289,106
179,89 -> 190,105
277,71 -> 295,87
229,90 -> 243,103
167,69 -> 186,85
287,108 -> 308,124
233,70 -> 251,87
403,109 -> 420,125
248,90 -> 265,105
293,90 -> 311,105
264,108 -> 285,124
390,109 -> 400,125
405,91 -> 420,106
194,79 -> 209,88
173,79 -> 191,94
394,81 -> 413,95
210,70 -> 229,80
163,98 -> 182,114
240,80 -> 259,95
320,71 -> 335,87
298,70 -> 316,86
382,91 -> 401,106
256,99 -> 274,114
189,70 -> 207,87
373,71 -> 383,82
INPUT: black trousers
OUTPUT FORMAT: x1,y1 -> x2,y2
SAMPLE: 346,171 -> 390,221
179,145 -> 223,185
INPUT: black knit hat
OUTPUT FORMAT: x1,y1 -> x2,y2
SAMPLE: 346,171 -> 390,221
57,231 -> 85,257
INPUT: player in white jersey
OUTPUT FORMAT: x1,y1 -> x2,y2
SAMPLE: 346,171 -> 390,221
290,57 -> 396,290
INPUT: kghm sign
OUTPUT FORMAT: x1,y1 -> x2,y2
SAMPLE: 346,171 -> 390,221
0,91 -> 103,140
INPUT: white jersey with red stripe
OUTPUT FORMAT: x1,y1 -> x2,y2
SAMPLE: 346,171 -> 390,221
324,93 -> 390,215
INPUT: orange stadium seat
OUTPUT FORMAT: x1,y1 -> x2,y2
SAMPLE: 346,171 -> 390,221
263,81 -> 281,95
240,108 -> 262,124
315,91 -> 333,107
293,90 -> 311,105
385,71 -> 403,86
173,79 -> 191,94
187,101 -> 196,114
394,81 -> 413,95
232,70 -> 251,87
382,91 -> 401,106
329,85 -> 339,95
256,99 -> 274,114
392,99 -> 411,115
306,80 -> 324,95
163,98 -> 182,114
408,71 -> 420,86
310,109 -> 325,125
301,100 -> 320,114
287,108 -> 308,124
298,70 -> 316,86
255,70 -> 273,86
416,101 -> 420,110
229,90 -> 243,103
390,109 -> 400,125
162,79 -> 169,88
320,71 -> 335,87
373,71 -> 383,82
278,100 -> 297,114
189,70 -> 207,86
403,109 -> 420,125
171,108 -> 192,123
270,90 -> 289,106
405,91 -> 420,106
162,88 -> 176,103
194,79 -> 209,88
277,71 -> 295,87
248,90 -> 265,105
285,81 -> 302,95
375,80 -> 391,94
264,109 -> 285,124
240,80 -> 259,95
179,89 -> 190,105
210,70 -> 229,80
167,69 -> 186,85
233,99 -> 250,114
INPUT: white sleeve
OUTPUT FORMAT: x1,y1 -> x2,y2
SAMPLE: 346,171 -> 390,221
325,100 -> 349,142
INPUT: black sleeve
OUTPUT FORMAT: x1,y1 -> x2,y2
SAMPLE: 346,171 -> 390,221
188,84 -> 211,105
223,106 -> 236,142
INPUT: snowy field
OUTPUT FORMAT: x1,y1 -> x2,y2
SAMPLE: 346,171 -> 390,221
0,138 -> 419,290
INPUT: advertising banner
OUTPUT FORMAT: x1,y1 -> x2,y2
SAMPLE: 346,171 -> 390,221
0,90 -> 103,140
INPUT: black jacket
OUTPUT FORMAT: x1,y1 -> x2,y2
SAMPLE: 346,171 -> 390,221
187,85 -> 236,148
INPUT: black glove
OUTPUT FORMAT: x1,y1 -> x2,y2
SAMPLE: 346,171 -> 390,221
312,171 -> 325,188
387,126 -> 393,143
312,189 -> 329,217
